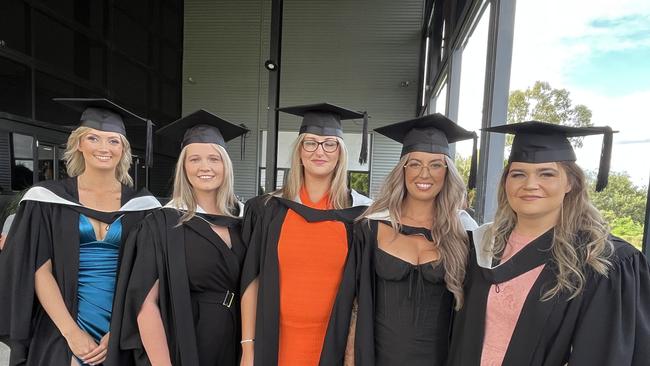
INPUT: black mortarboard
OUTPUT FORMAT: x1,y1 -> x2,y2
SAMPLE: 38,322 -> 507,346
375,113 -> 478,188
278,102 -> 369,164
155,109 -> 249,158
483,121 -> 615,191
53,98 -> 155,168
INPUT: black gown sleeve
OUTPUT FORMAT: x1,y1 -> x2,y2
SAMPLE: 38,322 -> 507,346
106,217 -> 160,366
569,238 -> 650,365
353,219 -> 377,366
240,196 -> 267,293
0,200 -> 52,363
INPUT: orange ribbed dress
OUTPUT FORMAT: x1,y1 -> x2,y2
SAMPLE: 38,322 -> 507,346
276,187 -> 348,365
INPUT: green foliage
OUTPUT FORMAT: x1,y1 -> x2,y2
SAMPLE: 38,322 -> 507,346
349,171 -> 369,196
589,172 -> 647,224
507,81 -> 593,147
590,172 -> 647,250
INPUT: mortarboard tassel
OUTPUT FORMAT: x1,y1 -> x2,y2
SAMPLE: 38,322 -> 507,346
239,123 -> 249,160
145,119 -> 154,168
359,111 -> 369,164
595,126 -> 613,192
468,133 -> 478,190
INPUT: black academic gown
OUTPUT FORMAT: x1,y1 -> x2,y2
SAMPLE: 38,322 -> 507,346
447,225 -> 650,366
240,191 -> 371,366
106,206 -> 245,366
0,177 -> 160,366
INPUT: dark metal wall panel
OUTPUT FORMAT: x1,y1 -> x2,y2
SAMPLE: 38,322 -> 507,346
183,0 -> 424,199
0,132 -> 11,192
279,0 -> 425,197
183,0 -> 268,201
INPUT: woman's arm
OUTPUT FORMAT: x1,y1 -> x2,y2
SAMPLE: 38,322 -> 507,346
240,278 -> 259,366
344,299 -> 358,366
137,280 -> 172,366
35,260 -> 99,363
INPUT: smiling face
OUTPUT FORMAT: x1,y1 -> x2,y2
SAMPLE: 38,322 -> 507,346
183,143 -> 225,194
505,161 -> 572,222
403,151 -> 448,202
77,128 -> 124,172
299,133 -> 341,180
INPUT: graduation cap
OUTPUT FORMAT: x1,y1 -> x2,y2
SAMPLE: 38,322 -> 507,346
278,102 -> 369,164
483,121 -> 615,191
375,113 -> 478,189
155,109 -> 249,158
53,98 -> 154,168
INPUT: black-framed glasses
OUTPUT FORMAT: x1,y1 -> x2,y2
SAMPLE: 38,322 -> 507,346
403,160 -> 447,174
301,139 -> 340,153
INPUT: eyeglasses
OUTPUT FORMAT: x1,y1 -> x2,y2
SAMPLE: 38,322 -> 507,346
404,160 -> 447,174
302,139 -> 339,153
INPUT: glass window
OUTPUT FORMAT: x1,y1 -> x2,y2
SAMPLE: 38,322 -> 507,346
35,72 -> 78,124
0,0 -> 30,55
161,81 -> 180,117
113,10 -> 149,64
454,3 -> 491,194
114,0 -> 150,24
508,1 -> 650,250
161,45 -> 179,81
57,145 -> 68,180
33,11 -> 104,83
0,56 -> 31,118
109,55 -> 148,111
162,6 -> 181,46
34,11 -> 75,75
38,143 -> 55,182
11,134 -> 34,190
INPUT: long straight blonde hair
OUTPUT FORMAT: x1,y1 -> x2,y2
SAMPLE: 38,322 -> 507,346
279,133 -> 351,209
362,154 -> 469,309
170,143 -> 238,222
63,126 -> 133,186
488,161 -> 613,300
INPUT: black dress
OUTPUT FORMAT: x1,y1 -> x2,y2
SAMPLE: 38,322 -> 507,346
107,207 -> 245,366
354,218 -> 454,366
447,224 -> 650,366
0,177 -> 160,366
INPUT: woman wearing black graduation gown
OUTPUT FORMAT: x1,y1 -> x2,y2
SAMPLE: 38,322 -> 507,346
107,110 -> 249,366
240,103 -> 372,366
447,122 -> 650,366
353,114 -> 478,366
0,98 -> 161,366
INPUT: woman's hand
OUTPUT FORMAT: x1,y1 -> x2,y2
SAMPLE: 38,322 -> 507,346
63,327 -> 99,363
82,332 -> 109,365
240,343 -> 254,366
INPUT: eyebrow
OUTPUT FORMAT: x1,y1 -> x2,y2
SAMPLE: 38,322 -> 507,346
408,158 -> 445,163
509,167 -> 559,174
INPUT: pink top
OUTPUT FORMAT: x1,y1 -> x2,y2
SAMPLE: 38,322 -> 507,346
480,232 -> 545,366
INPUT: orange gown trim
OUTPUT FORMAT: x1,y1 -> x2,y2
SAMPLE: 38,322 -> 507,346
277,187 -> 348,365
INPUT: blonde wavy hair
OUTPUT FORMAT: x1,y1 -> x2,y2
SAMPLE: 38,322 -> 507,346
63,126 -> 133,186
362,154 -> 469,309
278,133 -> 351,209
488,161 -> 613,300
170,143 -> 238,223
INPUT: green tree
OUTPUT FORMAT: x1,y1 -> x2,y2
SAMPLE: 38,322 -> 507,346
349,171 -> 369,196
589,172 -> 647,224
508,81 -> 593,147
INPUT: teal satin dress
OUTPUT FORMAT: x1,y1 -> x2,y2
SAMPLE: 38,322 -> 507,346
76,214 -> 122,344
